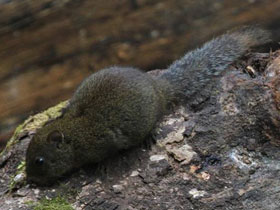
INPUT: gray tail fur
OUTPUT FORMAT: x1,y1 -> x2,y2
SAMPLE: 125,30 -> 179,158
160,26 -> 271,100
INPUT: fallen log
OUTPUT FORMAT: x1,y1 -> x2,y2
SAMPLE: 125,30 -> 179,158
1,49 -> 280,209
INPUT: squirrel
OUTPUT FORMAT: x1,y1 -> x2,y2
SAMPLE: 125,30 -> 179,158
25,27 -> 271,185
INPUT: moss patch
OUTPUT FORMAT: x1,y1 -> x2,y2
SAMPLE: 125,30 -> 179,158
31,197 -> 74,210
9,161 -> 26,191
0,101 -> 68,157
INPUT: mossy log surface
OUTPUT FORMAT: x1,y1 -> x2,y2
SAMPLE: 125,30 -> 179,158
1,50 -> 280,209
1,0 -> 280,149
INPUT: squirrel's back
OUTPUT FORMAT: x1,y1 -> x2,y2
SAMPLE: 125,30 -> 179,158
68,67 -> 167,147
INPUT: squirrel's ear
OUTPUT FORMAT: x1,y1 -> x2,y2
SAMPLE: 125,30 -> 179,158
47,130 -> 64,148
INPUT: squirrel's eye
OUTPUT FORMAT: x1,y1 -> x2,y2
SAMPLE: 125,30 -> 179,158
35,157 -> 44,166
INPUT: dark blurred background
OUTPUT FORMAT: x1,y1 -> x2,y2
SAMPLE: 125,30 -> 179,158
1,0 -> 280,151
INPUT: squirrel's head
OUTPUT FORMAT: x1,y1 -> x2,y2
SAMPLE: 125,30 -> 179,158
26,121 -> 75,185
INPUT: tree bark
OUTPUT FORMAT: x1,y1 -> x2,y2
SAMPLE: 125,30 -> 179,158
1,50 -> 280,209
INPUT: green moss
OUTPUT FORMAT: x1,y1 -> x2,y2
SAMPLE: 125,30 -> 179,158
9,161 -> 26,191
17,160 -> 26,171
0,101 -> 68,157
31,197 -> 74,210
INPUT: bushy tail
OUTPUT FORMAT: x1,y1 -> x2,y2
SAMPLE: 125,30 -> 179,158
160,26 -> 271,100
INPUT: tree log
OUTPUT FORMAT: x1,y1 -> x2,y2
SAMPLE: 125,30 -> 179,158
1,50 -> 280,209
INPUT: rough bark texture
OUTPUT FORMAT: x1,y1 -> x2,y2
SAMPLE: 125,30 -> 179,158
1,50 -> 280,209
1,0 -> 280,149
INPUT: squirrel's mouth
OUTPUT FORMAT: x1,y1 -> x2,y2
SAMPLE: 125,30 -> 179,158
26,174 -> 57,186
26,164 -> 58,186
